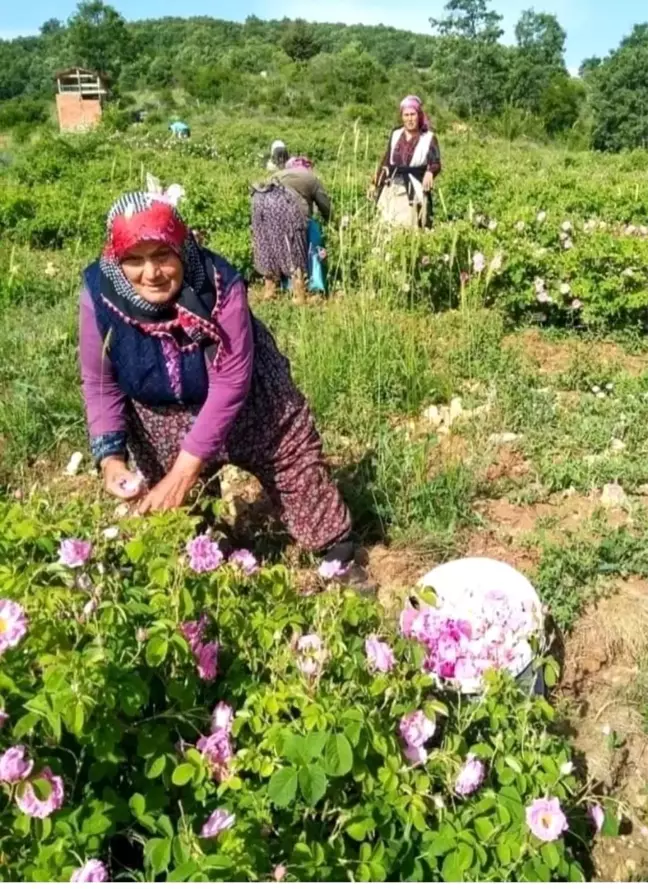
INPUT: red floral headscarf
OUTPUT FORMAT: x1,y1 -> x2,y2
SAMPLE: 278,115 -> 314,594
103,193 -> 188,261
98,192 -> 220,348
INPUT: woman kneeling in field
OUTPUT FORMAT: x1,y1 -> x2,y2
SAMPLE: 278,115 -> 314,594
78,189 -> 364,580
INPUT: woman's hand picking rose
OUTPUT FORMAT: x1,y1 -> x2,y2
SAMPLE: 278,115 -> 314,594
135,451 -> 202,516
102,458 -> 144,501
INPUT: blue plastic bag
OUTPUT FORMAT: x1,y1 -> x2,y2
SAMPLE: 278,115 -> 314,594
280,219 -> 327,293
307,218 -> 327,293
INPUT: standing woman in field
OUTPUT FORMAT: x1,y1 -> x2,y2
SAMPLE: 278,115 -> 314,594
78,188 -> 366,583
251,155 -> 331,303
372,95 -> 441,228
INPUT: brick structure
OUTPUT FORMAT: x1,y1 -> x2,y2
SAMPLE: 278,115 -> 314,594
55,68 -> 107,133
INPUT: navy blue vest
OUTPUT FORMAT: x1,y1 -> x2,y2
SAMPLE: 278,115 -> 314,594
84,252 -> 240,408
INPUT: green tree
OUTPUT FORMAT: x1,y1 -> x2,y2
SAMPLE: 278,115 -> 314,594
281,20 -> 321,61
66,1 -> 133,78
589,24 -> 648,151
579,56 -> 601,78
309,42 -> 386,107
540,72 -> 584,135
40,19 -> 64,36
509,10 -> 568,117
514,10 -> 565,66
430,0 -> 503,42
430,0 -> 508,117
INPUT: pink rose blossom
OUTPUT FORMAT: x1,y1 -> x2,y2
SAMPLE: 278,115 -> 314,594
195,641 -> 219,681
296,633 -> 326,677
404,744 -> 428,765
399,606 -> 419,638
197,730 -> 233,781
70,859 -> 109,882
318,559 -> 346,580
180,614 -> 209,652
411,609 -> 442,644
437,633 -> 462,664
229,549 -> 259,575
16,767 -> 64,818
211,702 -> 234,734
186,535 -> 223,573
435,659 -> 456,679
365,635 -> 396,673
0,599 -> 28,654
180,616 -> 219,680
59,539 -> 93,569
273,864 -> 287,881
454,657 -> 479,682
0,745 -> 33,783
526,797 -> 568,842
200,808 -> 235,838
399,710 -> 436,750
455,755 -> 486,796
588,803 -> 605,833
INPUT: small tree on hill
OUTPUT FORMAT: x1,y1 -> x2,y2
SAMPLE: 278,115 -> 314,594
430,0 -> 507,117
281,20 -> 321,62
509,10 -> 569,119
66,1 -> 133,79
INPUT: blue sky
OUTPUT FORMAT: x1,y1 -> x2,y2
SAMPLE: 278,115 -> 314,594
2,0 -> 647,70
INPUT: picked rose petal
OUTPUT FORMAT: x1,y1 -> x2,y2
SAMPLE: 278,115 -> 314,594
318,559 -> 346,581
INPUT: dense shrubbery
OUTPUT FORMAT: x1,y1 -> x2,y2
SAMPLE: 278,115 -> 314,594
0,99 -> 50,131
0,0 -> 608,147
3,122 -> 648,330
0,497 -> 611,881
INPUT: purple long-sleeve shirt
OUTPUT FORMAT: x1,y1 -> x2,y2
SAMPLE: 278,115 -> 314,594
79,279 -> 254,462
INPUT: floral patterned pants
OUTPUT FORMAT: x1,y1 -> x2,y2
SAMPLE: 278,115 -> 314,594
126,319 -> 351,553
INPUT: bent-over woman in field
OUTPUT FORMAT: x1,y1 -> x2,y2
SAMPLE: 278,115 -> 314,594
251,156 -> 331,303
373,95 -> 442,228
78,189 -> 367,583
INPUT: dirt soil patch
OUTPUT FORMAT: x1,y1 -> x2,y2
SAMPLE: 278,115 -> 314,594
459,527 -> 539,574
475,490 -> 634,541
482,445 -> 532,484
503,329 -> 648,377
561,577 -> 648,880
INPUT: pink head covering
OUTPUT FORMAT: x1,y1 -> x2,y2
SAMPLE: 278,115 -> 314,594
285,156 -> 313,171
399,95 -> 429,132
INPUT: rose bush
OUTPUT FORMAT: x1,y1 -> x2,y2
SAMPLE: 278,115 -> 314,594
3,124 -> 648,331
0,496 -> 615,881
